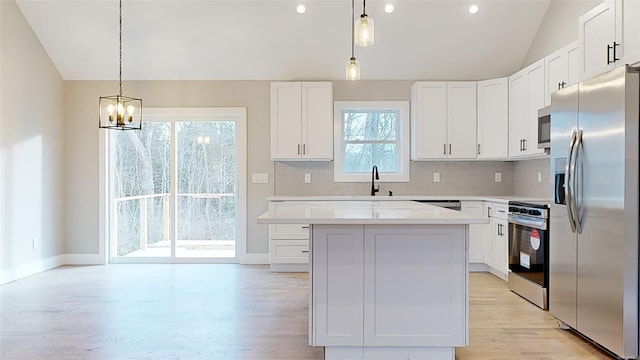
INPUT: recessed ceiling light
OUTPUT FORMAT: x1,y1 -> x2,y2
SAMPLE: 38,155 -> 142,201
296,4 -> 306,14
469,4 -> 479,14
384,4 -> 394,13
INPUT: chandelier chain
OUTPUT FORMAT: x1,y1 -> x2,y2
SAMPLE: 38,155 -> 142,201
351,0 -> 355,59
119,0 -> 123,96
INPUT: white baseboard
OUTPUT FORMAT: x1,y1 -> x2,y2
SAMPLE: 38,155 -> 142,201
0,255 -> 65,285
64,253 -> 106,265
242,253 -> 269,264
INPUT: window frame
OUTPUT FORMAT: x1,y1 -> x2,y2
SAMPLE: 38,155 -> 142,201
333,101 -> 410,183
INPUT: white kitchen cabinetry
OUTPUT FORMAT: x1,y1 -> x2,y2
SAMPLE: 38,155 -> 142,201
477,78 -> 509,159
462,201 -> 485,264
268,202 -> 309,272
544,41 -> 581,106
411,81 -> 477,160
579,0 -> 640,81
483,202 -> 508,280
509,59 -> 546,158
311,224 -> 467,355
270,82 -> 333,161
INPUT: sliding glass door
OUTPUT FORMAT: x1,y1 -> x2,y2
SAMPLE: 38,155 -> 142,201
107,108 -> 246,263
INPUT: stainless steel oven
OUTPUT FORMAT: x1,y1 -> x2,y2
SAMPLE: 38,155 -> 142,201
508,201 -> 549,309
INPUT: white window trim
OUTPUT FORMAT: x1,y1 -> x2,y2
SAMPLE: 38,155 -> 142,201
333,101 -> 410,182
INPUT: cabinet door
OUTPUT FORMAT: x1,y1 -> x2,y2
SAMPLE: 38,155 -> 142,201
567,42 -> 582,86
477,78 -> 508,159
579,1 -> 616,80
363,225 -> 467,347
545,48 -> 568,107
494,218 -> 509,276
271,82 -> 302,159
447,82 -> 477,159
618,0 -> 640,66
523,59 -> 545,157
302,82 -> 333,160
311,225 -> 364,346
482,203 -> 494,267
508,70 -> 526,158
462,201 -> 485,263
411,82 -> 447,160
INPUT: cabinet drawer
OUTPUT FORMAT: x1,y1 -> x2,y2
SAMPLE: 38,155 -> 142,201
461,201 -> 484,216
270,223 -> 310,239
270,240 -> 309,264
489,203 -> 508,220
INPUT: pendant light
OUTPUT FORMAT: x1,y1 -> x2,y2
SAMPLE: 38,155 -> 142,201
355,0 -> 374,47
99,0 -> 142,130
346,0 -> 360,80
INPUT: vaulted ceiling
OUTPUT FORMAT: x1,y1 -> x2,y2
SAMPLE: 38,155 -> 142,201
16,0 -> 551,81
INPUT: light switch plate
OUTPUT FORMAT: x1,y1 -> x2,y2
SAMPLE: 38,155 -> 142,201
494,172 -> 502,183
537,172 -> 542,183
252,173 -> 269,184
304,173 -> 311,184
433,172 -> 440,183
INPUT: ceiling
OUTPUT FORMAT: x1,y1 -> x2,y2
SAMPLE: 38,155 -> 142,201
15,0 -> 551,81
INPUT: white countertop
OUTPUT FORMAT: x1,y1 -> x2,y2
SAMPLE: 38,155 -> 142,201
257,200 -> 490,225
266,195 -> 549,204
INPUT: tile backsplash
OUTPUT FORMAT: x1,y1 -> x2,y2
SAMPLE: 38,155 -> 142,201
274,161 -> 515,196
514,158 -> 551,199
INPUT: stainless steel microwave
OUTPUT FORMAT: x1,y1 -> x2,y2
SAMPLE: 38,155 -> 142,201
537,106 -> 551,149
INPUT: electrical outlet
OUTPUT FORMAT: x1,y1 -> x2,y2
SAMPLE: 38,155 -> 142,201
304,173 -> 311,184
433,172 -> 440,183
251,173 -> 269,184
494,172 -> 502,183
537,172 -> 542,183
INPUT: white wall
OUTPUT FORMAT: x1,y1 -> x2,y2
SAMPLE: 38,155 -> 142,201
1,0 -> 65,283
522,0 -> 601,67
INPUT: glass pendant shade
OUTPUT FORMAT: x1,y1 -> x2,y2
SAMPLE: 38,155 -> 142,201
346,58 -> 360,81
355,15 -> 374,47
99,95 -> 142,130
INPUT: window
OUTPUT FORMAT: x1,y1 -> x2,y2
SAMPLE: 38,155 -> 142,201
334,101 -> 410,182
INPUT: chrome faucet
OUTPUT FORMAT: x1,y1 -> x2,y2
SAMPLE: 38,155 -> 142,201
370,165 -> 380,196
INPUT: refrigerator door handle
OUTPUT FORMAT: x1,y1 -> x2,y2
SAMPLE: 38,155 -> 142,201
572,130 -> 584,234
565,129 -> 578,233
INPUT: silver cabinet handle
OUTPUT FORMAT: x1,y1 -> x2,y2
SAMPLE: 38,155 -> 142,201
303,144 -> 306,155
444,144 -> 447,155
301,226 -> 309,229
523,138 -> 527,151
478,144 -> 480,155
301,250 -> 309,253
449,144 -> 452,155
297,144 -> 301,155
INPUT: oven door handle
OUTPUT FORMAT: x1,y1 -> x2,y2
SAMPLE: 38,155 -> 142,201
508,215 -> 547,230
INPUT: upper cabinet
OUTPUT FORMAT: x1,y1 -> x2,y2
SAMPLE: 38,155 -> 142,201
579,0 -> 640,80
509,59 -> 546,159
270,82 -> 333,161
411,81 -> 477,160
477,78 -> 509,159
544,41 -> 581,106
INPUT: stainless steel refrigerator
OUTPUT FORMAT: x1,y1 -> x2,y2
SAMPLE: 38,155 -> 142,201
549,65 -> 639,359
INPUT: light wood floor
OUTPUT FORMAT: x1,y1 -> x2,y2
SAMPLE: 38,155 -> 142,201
0,265 -> 614,360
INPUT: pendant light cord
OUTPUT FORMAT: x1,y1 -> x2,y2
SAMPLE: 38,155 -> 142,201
119,0 -> 123,97
351,0 -> 355,59
363,0 -> 366,16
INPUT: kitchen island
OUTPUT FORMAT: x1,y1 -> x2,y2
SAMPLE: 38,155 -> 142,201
257,201 -> 488,360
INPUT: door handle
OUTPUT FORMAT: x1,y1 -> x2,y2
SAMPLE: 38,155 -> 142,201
297,144 -> 301,155
478,144 -> 480,155
565,130 -> 578,233
444,144 -> 447,155
449,144 -> 452,155
303,144 -> 306,155
571,130 -> 584,234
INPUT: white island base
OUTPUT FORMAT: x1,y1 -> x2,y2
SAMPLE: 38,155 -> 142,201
310,224 -> 468,360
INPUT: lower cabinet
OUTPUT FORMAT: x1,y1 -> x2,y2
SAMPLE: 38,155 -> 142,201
311,224 -> 468,350
268,204 -> 310,272
461,201 -> 485,264
483,202 -> 509,280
